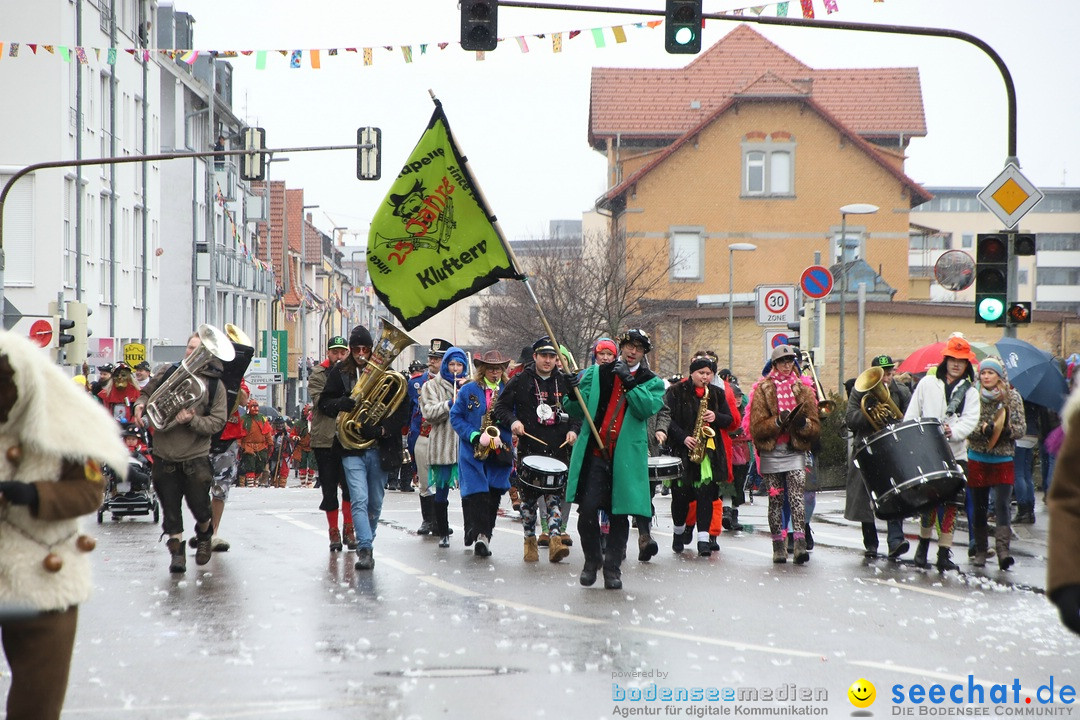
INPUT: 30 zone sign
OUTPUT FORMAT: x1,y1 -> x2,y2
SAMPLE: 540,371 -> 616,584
756,285 -> 795,326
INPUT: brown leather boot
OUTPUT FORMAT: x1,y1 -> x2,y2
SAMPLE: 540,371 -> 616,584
343,524 -> 357,550
328,527 -> 343,552
995,526 -> 1014,570
195,526 -> 214,566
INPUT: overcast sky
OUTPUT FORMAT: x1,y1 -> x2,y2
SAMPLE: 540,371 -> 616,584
169,0 -> 1080,244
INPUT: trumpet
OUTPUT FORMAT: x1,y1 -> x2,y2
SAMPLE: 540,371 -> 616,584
800,350 -> 834,416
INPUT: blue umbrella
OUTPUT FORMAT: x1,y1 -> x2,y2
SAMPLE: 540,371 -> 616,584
994,336 -> 1068,410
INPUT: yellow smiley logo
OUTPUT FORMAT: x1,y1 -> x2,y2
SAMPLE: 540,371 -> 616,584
848,678 -> 876,708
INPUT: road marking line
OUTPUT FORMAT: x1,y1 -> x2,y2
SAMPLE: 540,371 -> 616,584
847,660 -> 1040,698
628,626 -> 821,659
865,577 -> 968,601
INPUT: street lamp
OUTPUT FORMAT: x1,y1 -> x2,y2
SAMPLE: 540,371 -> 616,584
728,242 -> 757,372
837,203 -> 878,394
300,203 -> 319,404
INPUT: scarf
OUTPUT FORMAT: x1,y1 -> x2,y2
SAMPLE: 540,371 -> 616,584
980,385 -> 1005,403
769,368 -> 799,413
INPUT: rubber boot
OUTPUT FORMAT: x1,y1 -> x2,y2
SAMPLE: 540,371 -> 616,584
328,527 -> 343,552
167,538 -> 186,573
524,536 -> 540,562
730,508 -> 743,532
772,539 -> 787,564
972,525 -> 989,567
722,506 -> 733,531
342,523 -> 357,551
548,533 -> 570,563
995,526 -> 1015,570
936,546 -> 958,572
435,502 -> 451,549
416,495 -> 434,535
579,558 -> 600,587
913,538 -> 931,568
195,525 -> 214,566
602,547 -> 624,590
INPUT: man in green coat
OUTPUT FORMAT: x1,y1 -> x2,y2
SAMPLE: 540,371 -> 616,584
566,329 -> 665,590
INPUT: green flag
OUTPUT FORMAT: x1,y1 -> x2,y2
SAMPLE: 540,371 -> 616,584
367,103 -> 517,330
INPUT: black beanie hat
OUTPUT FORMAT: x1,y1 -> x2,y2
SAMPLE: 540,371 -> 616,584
689,356 -> 716,374
349,325 -> 373,348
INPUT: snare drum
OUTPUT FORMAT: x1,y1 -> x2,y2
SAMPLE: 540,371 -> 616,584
517,455 -> 569,495
647,455 -> 683,486
853,418 -> 966,521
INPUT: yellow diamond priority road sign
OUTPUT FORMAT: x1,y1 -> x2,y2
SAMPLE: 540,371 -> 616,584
977,163 -> 1044,229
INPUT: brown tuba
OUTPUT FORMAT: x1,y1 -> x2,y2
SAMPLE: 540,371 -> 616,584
336,318 -> 416,451
854,366 -> 903,432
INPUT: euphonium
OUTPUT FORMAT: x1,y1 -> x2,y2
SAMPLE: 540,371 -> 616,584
801,351 -> 835,416
145,323 -> 236,431
336,319 -> 417,451
854,366 -> 903,432
473,387 -> 501,460
688,384 -> 717,465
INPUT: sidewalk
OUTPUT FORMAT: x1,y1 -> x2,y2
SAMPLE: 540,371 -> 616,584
736,489 -> 1051,591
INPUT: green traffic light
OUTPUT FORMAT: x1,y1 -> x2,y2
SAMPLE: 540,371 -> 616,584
978,297 -> 1005,322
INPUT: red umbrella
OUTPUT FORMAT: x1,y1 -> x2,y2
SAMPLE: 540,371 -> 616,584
895,342 -> 946,374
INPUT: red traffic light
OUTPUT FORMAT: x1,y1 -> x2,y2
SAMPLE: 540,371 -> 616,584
976,234 -> 1007,263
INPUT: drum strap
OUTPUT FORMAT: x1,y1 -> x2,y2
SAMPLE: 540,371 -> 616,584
945,380 -> 971,417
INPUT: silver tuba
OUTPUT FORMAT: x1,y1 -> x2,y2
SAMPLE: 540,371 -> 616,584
145,324 -> 236,431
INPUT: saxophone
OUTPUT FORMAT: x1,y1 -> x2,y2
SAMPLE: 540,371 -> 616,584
687,384 -> 717,465
473,387 -> 502,460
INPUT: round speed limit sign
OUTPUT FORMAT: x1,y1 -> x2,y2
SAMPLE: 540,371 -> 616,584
756,285 -> 796,325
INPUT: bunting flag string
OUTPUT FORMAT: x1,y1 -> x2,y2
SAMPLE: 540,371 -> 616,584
214,182 -> 272,274
0,0 -> 820,71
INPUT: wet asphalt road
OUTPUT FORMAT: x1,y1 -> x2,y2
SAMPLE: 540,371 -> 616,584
21,484 -> 1079,719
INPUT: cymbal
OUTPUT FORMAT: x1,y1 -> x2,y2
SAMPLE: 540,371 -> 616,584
987,406 -> 1007,450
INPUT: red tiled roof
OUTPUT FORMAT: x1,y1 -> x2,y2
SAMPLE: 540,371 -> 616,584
589,24 -> 925,148
598,92 -> 933,208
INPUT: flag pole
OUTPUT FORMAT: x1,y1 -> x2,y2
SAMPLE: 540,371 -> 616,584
428,91 -> 605,452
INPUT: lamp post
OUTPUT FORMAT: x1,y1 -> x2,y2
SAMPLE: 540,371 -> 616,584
837,203 -> 878,394
300,203 -> 319,404
727,242 -> 757,372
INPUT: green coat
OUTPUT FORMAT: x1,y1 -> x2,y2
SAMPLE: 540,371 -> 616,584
566,364 -> 666,517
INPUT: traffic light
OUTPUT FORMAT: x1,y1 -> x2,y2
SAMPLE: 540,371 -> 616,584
49,301 -> 75,364
357,127 -> 381,181
65,301 -> 90,365
1007,302 -> 1032,324
1013,233 -> 1036,256
785,321 -> 801,349
460,0 -> 498,52
665,0 -> 703,54
974,233 -> 1008,324
240,127 -> 266,182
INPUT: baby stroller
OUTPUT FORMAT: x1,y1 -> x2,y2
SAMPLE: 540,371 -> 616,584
98,425 -> 160,523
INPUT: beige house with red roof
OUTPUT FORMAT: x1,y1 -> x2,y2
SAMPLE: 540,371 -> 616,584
589,24 -> 938,377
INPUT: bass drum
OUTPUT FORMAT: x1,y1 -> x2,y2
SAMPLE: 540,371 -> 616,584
517,455 -> 568,495
853,418 -> 966,521
647,455 -> 682,486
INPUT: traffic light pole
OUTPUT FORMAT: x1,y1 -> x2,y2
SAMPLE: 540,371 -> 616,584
0,142 -> 373,325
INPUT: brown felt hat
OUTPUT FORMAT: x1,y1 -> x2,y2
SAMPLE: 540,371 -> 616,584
474,349 -> 512,367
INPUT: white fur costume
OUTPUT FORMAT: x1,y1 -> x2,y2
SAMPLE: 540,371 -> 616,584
0,331 -> 129,613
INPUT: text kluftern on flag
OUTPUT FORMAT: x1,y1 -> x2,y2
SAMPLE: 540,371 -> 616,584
367,103 -> 517,330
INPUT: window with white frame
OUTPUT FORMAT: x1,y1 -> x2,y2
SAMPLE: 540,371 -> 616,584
742,136 -> 795,197
670,228 -> 704,281
64,179 -> 75,287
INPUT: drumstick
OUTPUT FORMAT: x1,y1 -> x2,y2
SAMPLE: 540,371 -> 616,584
520,431 -> 548,446
558,438 -> 572,449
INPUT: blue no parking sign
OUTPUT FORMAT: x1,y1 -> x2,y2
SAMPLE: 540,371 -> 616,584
800,265 -> 834,300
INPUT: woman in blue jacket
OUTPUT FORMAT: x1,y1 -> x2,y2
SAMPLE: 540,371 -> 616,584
450,349 -> 514,557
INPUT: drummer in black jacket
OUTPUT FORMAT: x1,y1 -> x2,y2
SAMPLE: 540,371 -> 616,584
494,336 -> 581,564
843,354 -> 912,560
